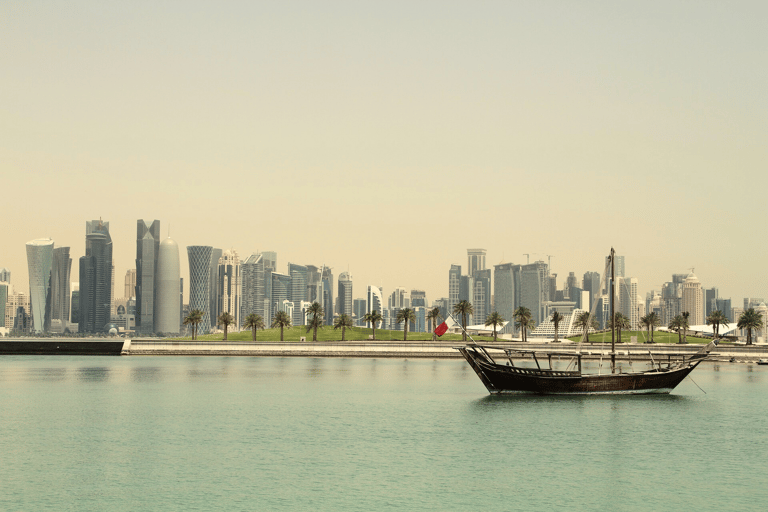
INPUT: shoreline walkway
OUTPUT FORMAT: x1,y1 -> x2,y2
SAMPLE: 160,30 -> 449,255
127,339 -> 768,362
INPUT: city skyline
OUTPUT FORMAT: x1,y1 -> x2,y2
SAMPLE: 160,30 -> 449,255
0,226 -> 768,310
4,224 -> 765,324
2,2 -> 767,307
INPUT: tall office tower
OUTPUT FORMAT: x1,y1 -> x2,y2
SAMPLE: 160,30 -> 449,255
744,298 -> 764,310
209,248 -> 222,328
241,253 -> 267,323
388,287 -> 409,309
682,271 -> 704,325
353,298 -> 366,326
217,250 -> 241,329
565,272 -> 578,298
155,237 -> 180,334
367,285 -> 383,326
704,287 -> 718,317
467,249 -> 487,277
459,275 -> 473,303
603,254 -> 626,293
660,282 -> 678,326
582,271 -> 601,311
26,238 -> 54,334
0,282 -> 8,330
124,269 -> 136,299
448,264 -> 461,310
493,263 -> 516,332
321,267 -> 333,325
520,260 -> 549,326
617,277 -> 640,329
6,292 -> 31,332
261,251 -> 277,273
50,247 -> 72,329
0,268 -> 10,283
271,272 -> 292,320
306,265 -> 323,303
337,272 -> 353,318
473,269 -> 492,325
136,220 -> 161,335
288,263 -> 308,325
716,298 -> 732,321
79,220 -> 113,333
187,246 -> 214,333
549,274 -> 557,302
70,283 -> 79,324
410,290 -> 427,308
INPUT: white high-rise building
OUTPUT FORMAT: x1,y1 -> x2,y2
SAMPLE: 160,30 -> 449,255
682,271 -> 704,326
618,277 -> 639,330
337,272 -> 353,317
367,285 -> 384,327
155,237 -> 180,334
218,249 -> 241,329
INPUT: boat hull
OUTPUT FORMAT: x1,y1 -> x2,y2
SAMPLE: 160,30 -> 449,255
459,347 -> 700,395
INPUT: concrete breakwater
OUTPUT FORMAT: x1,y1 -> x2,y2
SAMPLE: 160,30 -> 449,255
128,339 -> 768,362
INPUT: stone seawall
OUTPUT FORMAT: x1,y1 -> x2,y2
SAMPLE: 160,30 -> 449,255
127,339 -> 768,361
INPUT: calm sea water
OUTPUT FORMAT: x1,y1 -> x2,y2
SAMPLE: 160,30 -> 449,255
1,355 -> 766,511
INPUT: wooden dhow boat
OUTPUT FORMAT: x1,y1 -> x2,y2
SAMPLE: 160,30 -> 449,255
456,248 -> 716,395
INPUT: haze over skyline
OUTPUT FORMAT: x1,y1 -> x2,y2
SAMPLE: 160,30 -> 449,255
2,1 -> 767,304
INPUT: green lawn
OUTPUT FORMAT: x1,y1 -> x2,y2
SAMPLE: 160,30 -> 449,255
169,326 -> 473,343
565,330 -> 711,344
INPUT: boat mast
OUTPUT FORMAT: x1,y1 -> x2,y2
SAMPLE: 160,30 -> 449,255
610,247 -> 616,373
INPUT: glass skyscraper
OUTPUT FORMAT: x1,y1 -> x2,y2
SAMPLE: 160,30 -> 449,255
136,220 -> 161,335
79,220 -> 113,333
187,245 -> 214,333
50,247 -> 72,329
26,238 -> 54,333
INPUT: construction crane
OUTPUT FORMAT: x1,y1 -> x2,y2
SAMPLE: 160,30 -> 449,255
546,255 -> 554,269
523,253 -> 530,264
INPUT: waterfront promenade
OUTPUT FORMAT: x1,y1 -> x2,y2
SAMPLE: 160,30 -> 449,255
127,338 -> 768,362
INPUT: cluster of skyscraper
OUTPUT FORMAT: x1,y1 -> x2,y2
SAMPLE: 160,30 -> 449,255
0,230 -> 746,338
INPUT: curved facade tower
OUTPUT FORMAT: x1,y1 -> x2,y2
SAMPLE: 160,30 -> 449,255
187,246 -> 213,333
26,238 -> 55,333
155,237 -> 180,334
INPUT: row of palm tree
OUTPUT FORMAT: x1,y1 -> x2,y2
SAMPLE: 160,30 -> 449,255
182,304 -> 766,345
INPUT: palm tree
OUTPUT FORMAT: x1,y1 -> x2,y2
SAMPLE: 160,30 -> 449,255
574,311 -> 598,343
333,313 -> 353,341
217,311 -> 234,341
363,310 -> 383,341
485,312 -> 505,342
681,311 -> 690,344
242,313 -> 265,341
669,315 -> 685,344
706,310 -> 729,340
551,311 -> 564,343
453,300 -> 474,341
183,309 -> 204,340
737,308 -> 764,345
639,312 -> 661,343
513,307 -> 533,342
427,307 -> 442,342
396,308 -> 416,341
271,311 -> 292,341
305,301 -> 324,342
611,313 -> 631,343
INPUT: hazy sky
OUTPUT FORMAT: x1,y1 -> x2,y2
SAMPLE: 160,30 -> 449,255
2,1 -> 767,304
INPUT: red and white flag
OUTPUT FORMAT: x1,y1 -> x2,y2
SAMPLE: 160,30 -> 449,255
435,321 -> 448,337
